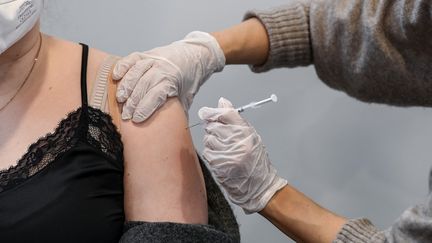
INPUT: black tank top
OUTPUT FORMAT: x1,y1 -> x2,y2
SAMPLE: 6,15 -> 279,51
0,44 -> 125,242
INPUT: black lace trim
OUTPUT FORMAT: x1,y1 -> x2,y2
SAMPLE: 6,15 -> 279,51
86,106 -> 123,162
0,107 -> 123,193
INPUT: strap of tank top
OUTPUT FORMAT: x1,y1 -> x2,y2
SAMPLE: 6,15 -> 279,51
90,55 -> 120,112
79,43 -> 89,107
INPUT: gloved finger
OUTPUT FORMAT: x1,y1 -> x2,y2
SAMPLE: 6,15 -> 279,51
197,97 -> 233,122
205,124 -> 262,162
217,97 -> 250,125
217,97 -> 234,109
216,109 -> 247,126
203,133 -> 230,151
112,52 -> 145,80
198,106 -> 232,122
202,148 -> 245,181
121,93 -> 139,120
127,68 -> 178,108
202,147 -> 231,167
204,121 -> 250,142
121,72 -> 158,120
127,68 -> 176,122
130,82 -> 172,122
199,102 -> 246,126
116,59 -> 154,103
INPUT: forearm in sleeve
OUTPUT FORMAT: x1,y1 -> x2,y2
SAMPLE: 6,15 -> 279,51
335,191 -> 432,242
245,0 -> 432,107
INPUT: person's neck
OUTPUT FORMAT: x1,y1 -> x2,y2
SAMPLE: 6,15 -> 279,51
0,23 -> 41,64
0,23 -> 41,96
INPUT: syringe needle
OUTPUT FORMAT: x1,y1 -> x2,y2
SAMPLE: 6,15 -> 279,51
186,121 -> 204,130
186,94 -> 278,129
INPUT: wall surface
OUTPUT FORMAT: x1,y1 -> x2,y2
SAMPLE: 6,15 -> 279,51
42,1 -> 432,242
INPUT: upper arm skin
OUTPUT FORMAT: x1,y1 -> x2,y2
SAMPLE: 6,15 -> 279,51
120,98 -> 208,224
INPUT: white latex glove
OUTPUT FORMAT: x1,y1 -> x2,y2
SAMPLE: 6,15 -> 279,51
199,98 -> 288,214
113,31 -> 225,122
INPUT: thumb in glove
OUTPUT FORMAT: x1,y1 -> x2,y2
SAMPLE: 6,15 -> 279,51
198,97 -> 247,126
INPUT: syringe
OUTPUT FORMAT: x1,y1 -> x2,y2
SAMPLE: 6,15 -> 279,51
187,94 -> 278,129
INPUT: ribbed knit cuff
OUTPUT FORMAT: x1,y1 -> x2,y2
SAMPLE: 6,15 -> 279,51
243,3 -> 312,73
121,221 -> 236,243
334,218 -> 385,243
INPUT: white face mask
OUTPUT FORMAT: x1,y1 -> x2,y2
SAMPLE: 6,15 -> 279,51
0,0 -> 43,54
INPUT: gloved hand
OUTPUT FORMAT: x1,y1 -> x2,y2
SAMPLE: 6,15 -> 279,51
199,98 -> 288,214
112,31 -> 225,122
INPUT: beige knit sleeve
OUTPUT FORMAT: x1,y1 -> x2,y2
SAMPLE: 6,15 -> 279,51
244,0 -> 432,107
243,1 -> 312,72
334,191 -> 432,242
334,219 -> 385,243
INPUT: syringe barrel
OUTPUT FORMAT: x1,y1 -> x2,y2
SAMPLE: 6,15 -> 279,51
236,102 -> 256,113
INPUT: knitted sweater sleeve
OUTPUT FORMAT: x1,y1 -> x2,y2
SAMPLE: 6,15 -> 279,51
119,221 -> 236,243
244,0 -> 432,241
334,191 -> 432,242
244,0 -> 432,107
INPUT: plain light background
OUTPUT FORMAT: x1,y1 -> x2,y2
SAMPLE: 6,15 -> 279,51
41,1 -> 432,242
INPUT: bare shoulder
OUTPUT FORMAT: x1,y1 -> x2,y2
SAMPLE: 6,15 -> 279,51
87,47 -> 113,92
44,35 -> 113,94
88,47 -> 112,77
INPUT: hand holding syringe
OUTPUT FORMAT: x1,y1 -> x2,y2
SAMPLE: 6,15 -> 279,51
187,94 -> 278,129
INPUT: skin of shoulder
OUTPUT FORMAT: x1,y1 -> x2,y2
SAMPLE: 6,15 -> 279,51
86,44 -> 208,224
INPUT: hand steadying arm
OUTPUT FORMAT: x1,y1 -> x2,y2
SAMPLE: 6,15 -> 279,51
114,0 -> 432,120
213,0 -> 432,107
